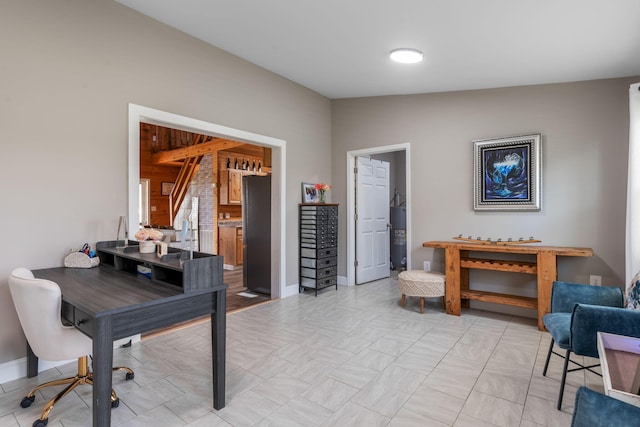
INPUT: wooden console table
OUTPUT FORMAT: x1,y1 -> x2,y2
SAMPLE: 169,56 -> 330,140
422,241 -> 593,330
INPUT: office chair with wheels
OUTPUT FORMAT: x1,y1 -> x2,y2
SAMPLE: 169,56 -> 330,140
542,280 -> 640,411
8,268 -> 135,427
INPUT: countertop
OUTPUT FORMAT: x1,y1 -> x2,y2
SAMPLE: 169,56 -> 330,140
218,219 -> 242,227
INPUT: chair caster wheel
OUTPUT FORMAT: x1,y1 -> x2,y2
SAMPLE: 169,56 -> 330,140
21,395 -> 35,408
111,398 -> 120,408
32,419 -> 48,427
125,372 -> 135,380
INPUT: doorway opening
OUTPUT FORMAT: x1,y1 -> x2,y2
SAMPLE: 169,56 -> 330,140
346,143 -> 411,286
127,104 -> 287,299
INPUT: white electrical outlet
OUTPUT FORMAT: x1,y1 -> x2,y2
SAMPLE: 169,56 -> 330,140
423,261 -> 431,271
589,275 -> 602,286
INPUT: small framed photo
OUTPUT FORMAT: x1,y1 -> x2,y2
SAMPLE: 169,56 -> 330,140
161,182 -> 174,196
473,134 -> 541,211
301,182 -> 317,203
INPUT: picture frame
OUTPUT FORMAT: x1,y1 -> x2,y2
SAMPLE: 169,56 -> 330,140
473,134 -> 541,211
301,182 -> 317,203
161,182 -> 174,196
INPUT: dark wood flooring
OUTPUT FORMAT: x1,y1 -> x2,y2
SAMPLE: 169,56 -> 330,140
224,267 -> 271,313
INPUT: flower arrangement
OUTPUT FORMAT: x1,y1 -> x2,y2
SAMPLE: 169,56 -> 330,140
134,228 -> 164,241
315,183 -> 331,203
135,228 -> 164,253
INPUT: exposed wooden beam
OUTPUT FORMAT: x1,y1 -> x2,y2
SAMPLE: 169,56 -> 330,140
152,139 -> 244,164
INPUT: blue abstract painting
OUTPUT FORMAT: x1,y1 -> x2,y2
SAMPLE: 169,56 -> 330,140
482,145 -> 530,201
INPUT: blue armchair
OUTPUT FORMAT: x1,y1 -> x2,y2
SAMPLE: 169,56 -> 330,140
571,386 -> 640,426
541,281 -> 640,410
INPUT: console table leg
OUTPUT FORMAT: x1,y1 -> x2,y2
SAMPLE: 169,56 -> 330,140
537,251 -> 557,331
445,246 -> 461,316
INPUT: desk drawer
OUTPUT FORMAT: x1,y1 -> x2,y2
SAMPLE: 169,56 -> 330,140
73,307 -> 94,336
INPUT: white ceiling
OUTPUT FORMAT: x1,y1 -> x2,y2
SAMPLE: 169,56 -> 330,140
116,0 -> 640,99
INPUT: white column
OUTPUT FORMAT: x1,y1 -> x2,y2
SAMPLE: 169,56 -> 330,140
626,82 -> 640,288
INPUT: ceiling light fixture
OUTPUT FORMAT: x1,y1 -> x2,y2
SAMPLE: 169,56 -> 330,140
390,48 -> 424,64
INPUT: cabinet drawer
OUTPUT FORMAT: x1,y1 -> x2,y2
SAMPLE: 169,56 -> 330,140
301,266 -> 337,279
300,247 -> 338,259
301,276 -> 337,289
300,240 -> 337,250
300,257 -> 337,269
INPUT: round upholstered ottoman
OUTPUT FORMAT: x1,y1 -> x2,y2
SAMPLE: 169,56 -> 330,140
398,270 -> 445,313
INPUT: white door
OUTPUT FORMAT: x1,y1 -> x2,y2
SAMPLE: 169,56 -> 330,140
356,157 -> 390,284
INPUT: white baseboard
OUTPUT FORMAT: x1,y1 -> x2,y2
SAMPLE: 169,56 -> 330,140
0,357 -> 73,385
281,283 -> 300,298
286,276 -> 350,298
0,335 -> 140,385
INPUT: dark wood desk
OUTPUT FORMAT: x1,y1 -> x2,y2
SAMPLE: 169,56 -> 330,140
423,241 -> 593,330
31,266 -> 227,427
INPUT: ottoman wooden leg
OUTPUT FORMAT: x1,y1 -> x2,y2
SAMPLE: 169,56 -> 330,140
420,297 -> 424,314
401,294 -> 406,306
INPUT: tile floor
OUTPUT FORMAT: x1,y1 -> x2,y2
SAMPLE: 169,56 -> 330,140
0,276 -> 606,426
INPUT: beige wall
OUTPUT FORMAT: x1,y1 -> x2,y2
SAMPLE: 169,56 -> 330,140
332,77 -> 638,315
0,1 -> 331,363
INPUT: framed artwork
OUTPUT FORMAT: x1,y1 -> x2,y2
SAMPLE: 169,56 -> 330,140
301,182 -> 317,203
161,182 -> 174,196
473,134 -> 541,211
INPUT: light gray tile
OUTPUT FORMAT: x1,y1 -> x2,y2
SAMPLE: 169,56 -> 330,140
327,363 -> 379,389
423,355 -> 484,399
216,390 -> 280,426
474,367 -> 531,404
399,385 -> 465,425
251,373 -> 311,405
461,390 -> 523,427
117,404 -> 186,427
301,377 -> 358,412
522,395 -> 573,426
0,413 -> 19,427
348,348 -> 396,372
262,397 -> 333,427
185,412 -> 232,426
324,401 -> 389,427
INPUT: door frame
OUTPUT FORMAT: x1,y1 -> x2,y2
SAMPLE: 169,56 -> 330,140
127,104 -> 287,298
346,143 -> 411,286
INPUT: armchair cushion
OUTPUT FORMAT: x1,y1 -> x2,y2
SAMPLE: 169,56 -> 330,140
571,386 -> 640,427
542,312 -> 572,349
570,303 -> 640,358
551,281 -> 623,313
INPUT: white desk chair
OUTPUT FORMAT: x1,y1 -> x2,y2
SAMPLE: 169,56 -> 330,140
9,267 -> 134,427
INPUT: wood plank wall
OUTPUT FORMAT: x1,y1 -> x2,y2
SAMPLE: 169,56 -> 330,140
140,124 -> 181,227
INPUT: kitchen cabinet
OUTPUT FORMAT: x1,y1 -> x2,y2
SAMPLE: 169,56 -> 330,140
219,225 -> 243,268
219,169 -> 244,205
219,169 -> 268,205
236,228 -> 243,265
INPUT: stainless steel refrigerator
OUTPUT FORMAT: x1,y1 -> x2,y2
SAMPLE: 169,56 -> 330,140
242,175 -> 271,295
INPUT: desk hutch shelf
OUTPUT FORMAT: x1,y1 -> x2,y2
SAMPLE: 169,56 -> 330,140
96,240 -> 223,292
